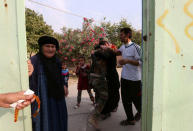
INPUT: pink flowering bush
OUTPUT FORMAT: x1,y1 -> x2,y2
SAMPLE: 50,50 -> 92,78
57,18 -> 141,67
58,18 -> 106,65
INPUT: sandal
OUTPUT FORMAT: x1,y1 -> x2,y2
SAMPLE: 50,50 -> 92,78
88,115 -> 100,131
134,112 -> 141,121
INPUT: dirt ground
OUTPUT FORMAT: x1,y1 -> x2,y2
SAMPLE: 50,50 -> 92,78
66,68 -> 141,131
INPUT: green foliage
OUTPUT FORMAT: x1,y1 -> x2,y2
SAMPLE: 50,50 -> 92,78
100,18 -> 141,48
58,18 -> 142,64
25,8 -> 54,56
58,18 -> 105,65
25,9 -> 141,64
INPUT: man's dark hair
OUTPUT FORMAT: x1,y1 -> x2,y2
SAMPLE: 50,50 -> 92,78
120,27 -> 132,38
99,40 -> 106,46
94,40 -> 107,50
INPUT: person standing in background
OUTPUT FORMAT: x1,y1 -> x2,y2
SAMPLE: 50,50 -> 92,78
62,62 -> 69,88
97,38 -> 120,120
30,36 -> 68,131
74,56 -> 94,109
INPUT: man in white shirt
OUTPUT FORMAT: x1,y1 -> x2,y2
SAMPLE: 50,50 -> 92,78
116,28 -> 142,126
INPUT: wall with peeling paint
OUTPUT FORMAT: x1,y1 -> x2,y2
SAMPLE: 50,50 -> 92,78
142,0 -> 193,131
0,0 -> 32,131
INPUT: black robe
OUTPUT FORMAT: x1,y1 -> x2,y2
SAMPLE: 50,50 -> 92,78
101,49 -> 120,114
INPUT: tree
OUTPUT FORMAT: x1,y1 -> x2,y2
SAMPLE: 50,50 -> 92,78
58,18 -> 105,65
25,8 -> 54,56
57,18 -> 142,66
100,18 -> 142,48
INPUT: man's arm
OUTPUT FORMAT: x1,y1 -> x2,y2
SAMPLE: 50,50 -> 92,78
101,45 -> 122,56
75,66 -> 80,76
119,59 -> 140,66
119,44 -> 142,66
114,49 -> 122,56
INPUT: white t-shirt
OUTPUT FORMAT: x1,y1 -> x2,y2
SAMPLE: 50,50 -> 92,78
119,41 -> 142,81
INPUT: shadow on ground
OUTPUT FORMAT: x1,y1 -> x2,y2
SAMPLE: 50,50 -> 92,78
66,96 -> 141,131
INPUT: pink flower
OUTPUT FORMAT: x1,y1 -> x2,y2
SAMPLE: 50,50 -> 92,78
91,38 -> 95,42
64,57 -> 68,60
70,46 -> 74,49
83,17 -> 88,21
71,58 -> 76,62
90,29 -> 95,33
58,50 -> 62,54
86,37 -> 89,41
93,41 -> 98,45
59,39 -> 63,43
69,48 -> 72,52
100,28 -> 104,32
99,34 -> 103,37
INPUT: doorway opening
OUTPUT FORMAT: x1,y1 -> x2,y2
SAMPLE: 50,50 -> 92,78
25,0 -> 152,131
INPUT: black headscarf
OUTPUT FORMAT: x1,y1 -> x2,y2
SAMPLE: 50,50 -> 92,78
38,36 -> 64,99
38,36 -> 59,50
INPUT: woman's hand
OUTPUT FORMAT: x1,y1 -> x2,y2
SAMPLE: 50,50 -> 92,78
28,60 -> 34,76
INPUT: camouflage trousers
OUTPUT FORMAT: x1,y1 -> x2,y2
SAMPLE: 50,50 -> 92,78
89,73 -> 108,119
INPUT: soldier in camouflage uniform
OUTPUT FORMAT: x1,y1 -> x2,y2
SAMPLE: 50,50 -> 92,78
88,42 -> 109,130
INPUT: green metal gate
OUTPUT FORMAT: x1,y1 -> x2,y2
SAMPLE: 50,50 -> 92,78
0,0 -> 32,131
142,0 -> 193,131
0,0 -> 193,131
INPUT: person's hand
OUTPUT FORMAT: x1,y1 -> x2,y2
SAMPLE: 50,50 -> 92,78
76,66 -> 80,75
1,91 -> 35,109
16,97 -> 35,110
100,45 -> 108,50
77,64 -> 81,69
100,43 -> 112,50
106,43 -> 112,48
82,72 -> 88,77
64,86 -> 69,97
28,60 -> 34,76
119,59 -> 128,65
